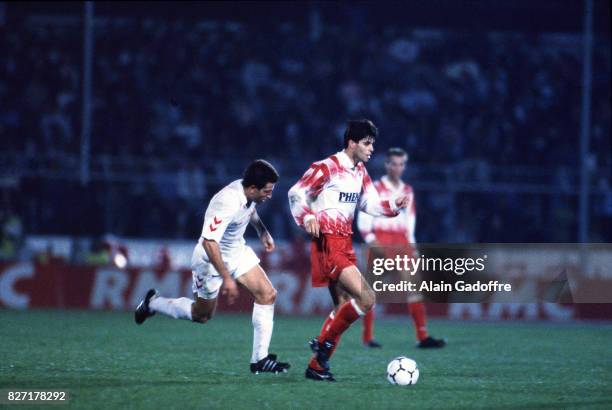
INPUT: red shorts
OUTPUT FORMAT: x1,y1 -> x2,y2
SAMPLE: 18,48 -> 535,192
310,234 -> 357,287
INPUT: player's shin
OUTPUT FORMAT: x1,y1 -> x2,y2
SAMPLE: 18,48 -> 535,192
250,303 -> 274,363
362,308 -> 374,343
320,310 -> 335,334
149,296 -> 194,320
321,299 -> 364,343
310,300 -> 363,371
408,300 -> 428,341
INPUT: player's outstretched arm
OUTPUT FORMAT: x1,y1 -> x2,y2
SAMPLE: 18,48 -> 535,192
202,239 -> 239,304
249,211 -> 275,252
359,170 -> 400,217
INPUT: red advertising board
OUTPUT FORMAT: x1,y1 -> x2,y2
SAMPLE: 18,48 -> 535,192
2,260 -> 611,320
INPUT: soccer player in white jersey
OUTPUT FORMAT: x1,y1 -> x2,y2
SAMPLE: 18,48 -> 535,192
358,148 -> 446,349
135,160 -> 290,374
288,119 -> 411,381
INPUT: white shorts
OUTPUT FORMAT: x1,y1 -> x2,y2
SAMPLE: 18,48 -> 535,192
191,245 -> 260,300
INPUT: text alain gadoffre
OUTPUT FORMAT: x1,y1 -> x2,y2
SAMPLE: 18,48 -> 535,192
369,255 -> 512,293
372,280 -> 512,293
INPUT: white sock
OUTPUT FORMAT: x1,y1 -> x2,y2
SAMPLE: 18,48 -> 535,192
250,303 -> 274,363
149,296 -> 193,321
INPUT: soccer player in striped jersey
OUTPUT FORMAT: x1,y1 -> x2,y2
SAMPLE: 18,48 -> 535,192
135,160 -> 290,374
358,148 -> 446,349
288,119 -> 411,381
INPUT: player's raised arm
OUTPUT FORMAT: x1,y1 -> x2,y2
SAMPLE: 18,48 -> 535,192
359,168 -> 402,217
250,210 -> 274,252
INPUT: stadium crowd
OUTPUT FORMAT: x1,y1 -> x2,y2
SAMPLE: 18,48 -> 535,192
1,15 -> 610,243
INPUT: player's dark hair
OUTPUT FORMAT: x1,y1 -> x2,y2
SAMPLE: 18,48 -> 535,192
386,147 -> 409,162
343,119 -> 378,148
242,159 -> 279,189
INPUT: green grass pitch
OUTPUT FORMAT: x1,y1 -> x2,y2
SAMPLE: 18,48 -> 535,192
1,310 -> 611,409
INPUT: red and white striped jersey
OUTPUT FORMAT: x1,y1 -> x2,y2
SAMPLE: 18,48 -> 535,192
288,151 -> 399,237
357,175 -> 416,245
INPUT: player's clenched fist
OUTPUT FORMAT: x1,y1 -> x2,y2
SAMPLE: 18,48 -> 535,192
221,277 -> 239,304
260,231 -> 275,252
395,195 -> 412,209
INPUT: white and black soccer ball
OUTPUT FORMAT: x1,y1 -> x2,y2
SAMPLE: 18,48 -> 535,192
386,356 -> 419,386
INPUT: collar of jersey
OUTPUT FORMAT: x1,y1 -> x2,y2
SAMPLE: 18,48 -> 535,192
381,175 -> 404,192
235,179 -> 249,207
336,151 -> 357,170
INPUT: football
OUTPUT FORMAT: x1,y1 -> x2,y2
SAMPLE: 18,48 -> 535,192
387,357 -> 419,386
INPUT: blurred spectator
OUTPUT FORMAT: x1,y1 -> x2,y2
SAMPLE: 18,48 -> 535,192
0,14 -> 609,243
154,245 -> 172,272
0,210 -> 24,260
84,238 -> 111,266
35,243 -> 65,265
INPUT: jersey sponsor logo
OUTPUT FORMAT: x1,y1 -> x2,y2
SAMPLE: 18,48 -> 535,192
209,216 -> 222,232
338,192 -> 359,203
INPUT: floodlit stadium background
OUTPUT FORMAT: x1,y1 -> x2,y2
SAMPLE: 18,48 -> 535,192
0,0 -> 612,407
1,0 -> 610,309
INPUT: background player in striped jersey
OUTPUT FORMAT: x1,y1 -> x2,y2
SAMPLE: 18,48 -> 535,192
134,159 -> 290,374
358,148 -> 446,348
288,119 -> 411,381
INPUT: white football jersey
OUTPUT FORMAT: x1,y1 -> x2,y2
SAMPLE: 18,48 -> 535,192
192,179 -> 256,265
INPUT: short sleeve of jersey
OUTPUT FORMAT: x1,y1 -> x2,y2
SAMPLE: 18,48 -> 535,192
200,191 -> 240,242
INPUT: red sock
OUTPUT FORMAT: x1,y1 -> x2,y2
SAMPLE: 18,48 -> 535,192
362,308 -> 374,344
308,336 -> 340,371
320,310 -> 335,334
408,301 -> 428,341
309,311 -> 339,371
321,309 -> 342,355
320,300 -> 362,344
308,336 -> 342,370
309,300 -> 361,368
